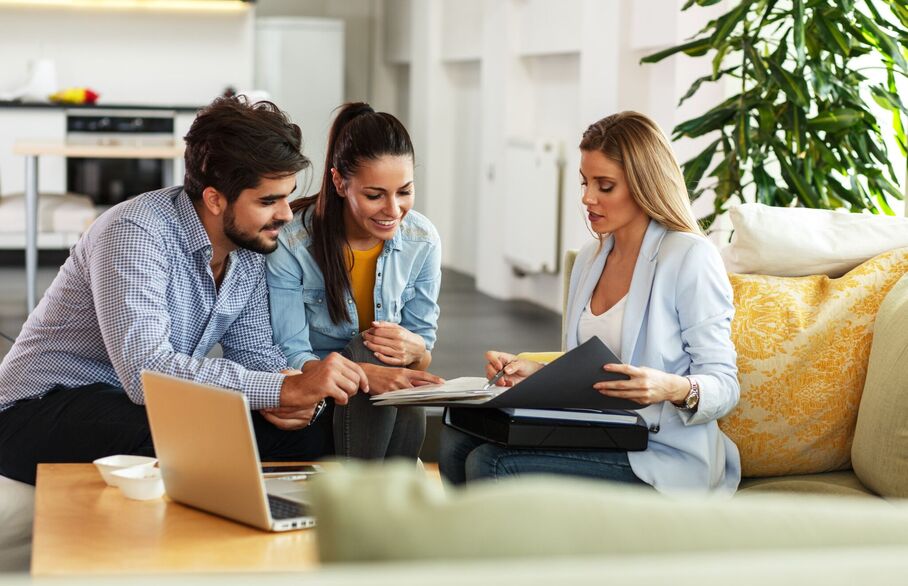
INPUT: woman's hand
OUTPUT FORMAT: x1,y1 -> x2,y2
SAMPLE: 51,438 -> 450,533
360,362 -> 445,395
484,351 -> 545,387
594,364 -> 690,406
363,321 -> 428,368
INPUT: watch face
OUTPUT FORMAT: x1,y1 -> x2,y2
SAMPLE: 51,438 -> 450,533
685,394 -> 699,409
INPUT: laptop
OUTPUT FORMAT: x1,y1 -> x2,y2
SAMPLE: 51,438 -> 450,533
141,370 -> 316,532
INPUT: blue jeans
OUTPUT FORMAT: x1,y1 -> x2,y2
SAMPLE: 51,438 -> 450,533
439,426 -> 649,487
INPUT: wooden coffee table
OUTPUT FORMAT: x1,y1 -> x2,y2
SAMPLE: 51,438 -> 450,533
31,463 -> 320,576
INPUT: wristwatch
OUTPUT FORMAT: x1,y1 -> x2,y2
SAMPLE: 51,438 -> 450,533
308,399 -> 329,427
676,377 -> 700,411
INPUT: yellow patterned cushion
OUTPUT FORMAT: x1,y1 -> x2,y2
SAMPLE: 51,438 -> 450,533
719,248 -> 908,477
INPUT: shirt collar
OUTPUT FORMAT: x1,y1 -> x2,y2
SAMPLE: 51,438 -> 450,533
174,189 -> 213,256
387,221 -> 404,251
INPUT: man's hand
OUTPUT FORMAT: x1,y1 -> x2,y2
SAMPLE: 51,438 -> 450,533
360,362 -> 444,395
363,321 -> 429,368
259,405 -> 317,431
279,352 -> 368,408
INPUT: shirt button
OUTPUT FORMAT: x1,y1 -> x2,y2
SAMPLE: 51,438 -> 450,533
347,299 -> 353,304
376,303 -> 382,309
377,272 -> 382,277
351,330 -> 357,335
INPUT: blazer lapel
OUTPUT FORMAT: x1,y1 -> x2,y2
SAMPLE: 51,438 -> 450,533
619,220 -> 667,363
565,237 -> 612,349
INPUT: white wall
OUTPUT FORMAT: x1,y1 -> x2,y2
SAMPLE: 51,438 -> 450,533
257,0 -> 373,103
0,6 -> 254,106
371,0 -> 727,313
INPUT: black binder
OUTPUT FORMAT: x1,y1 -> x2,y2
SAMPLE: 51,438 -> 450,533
443,407 -> 649,451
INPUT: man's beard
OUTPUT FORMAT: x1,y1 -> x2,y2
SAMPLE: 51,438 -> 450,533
223,205 -> 284,254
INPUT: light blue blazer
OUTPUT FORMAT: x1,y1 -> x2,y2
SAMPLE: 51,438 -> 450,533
565,220 -> 741,494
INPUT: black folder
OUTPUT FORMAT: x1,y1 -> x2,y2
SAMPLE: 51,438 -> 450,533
444,407 -> 649,451
441,337 -> 650,450
475,336 -> 642,411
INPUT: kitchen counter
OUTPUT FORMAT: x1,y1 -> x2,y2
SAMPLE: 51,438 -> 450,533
0,101 -> 202,112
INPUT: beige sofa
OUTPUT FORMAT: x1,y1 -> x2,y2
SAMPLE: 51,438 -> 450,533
1,241 -> 905,575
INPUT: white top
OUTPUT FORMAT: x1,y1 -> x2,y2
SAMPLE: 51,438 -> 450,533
577,294 -> 627,358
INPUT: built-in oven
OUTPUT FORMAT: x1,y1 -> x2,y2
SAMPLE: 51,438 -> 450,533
66,109 -> 177,207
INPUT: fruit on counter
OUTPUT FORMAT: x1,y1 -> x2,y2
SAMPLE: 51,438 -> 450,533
48,87 -> 100,105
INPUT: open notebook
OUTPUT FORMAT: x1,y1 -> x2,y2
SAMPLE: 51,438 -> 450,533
370,337 -> 642,411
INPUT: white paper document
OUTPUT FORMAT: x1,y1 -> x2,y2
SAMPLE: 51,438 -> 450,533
370,377 -> 503,406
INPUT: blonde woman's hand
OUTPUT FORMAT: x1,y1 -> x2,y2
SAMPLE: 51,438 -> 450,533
593,364 -> 690,406
485,351 -> 545,387
363,321 -> 428,368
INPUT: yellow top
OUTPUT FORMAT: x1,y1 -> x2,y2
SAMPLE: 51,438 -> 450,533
348,242 -> 384,331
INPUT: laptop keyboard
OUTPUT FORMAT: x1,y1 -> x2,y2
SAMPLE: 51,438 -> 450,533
267,494 -> 309,520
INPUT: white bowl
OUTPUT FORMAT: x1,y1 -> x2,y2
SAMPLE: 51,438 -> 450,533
110,465 -> 165,501
93,455 -> 157,487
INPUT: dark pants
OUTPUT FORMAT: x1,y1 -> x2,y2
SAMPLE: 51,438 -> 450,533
0,383 -> 333,486
335,336 -> 426,461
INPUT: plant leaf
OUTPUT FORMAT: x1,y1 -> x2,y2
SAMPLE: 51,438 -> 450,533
673,107 -> 737,138
711,0 -> 756,48
743,40 -> 767,84
855,11 -> 908,72
793,0 -> 806,67
814,12 -> 850,56
678,67 -> 739,106
768,60 -> 809,107
869,86 -> 908,115
891,3 -> 908,28
641,38 -> 712,64
806,108 -> 864,132
773,141 -> 820,207
682,139 -> 721,194
826,176 -> 866,210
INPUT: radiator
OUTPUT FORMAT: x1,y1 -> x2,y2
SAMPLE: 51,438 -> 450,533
503,138 -> 563,274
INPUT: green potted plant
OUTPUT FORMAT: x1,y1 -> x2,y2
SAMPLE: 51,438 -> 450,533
643,0 -> 908,228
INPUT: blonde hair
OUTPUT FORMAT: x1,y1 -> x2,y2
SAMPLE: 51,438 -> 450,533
579,111 -> 702,235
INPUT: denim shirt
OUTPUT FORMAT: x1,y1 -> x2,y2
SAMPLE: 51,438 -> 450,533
266,206 -> 442,369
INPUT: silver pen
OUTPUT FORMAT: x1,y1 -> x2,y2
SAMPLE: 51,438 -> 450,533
484,361 -> 512,390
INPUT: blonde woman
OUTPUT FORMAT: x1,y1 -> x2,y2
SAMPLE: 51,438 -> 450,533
439,111 -> 741,495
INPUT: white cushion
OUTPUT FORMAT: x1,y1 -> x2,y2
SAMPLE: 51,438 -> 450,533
721,204 -> 908,277
0,475 -> 34,572
0,192 -> 96,234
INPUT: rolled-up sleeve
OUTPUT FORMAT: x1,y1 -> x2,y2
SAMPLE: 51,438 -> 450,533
89,218 -> 284,409
675,240 -> 739,425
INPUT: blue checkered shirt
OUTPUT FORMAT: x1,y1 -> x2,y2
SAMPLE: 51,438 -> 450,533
0,186 -> 288,412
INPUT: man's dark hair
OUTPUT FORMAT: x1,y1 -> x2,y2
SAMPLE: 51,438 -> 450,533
183,97 -> 310,202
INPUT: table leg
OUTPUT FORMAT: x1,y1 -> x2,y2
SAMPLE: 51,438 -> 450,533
24,154 -> 38,312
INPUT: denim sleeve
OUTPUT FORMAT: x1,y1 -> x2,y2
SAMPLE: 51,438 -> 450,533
88,218 -> 284,409
266,237 -> 321,370
675,239 -> 740,426
220,268 -> 290,373
399,239 -> 442,351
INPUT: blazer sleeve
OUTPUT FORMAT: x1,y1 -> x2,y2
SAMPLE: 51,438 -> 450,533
675,239 -> 739,425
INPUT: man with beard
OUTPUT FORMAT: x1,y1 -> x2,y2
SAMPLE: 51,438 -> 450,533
0,98 -> 367,485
